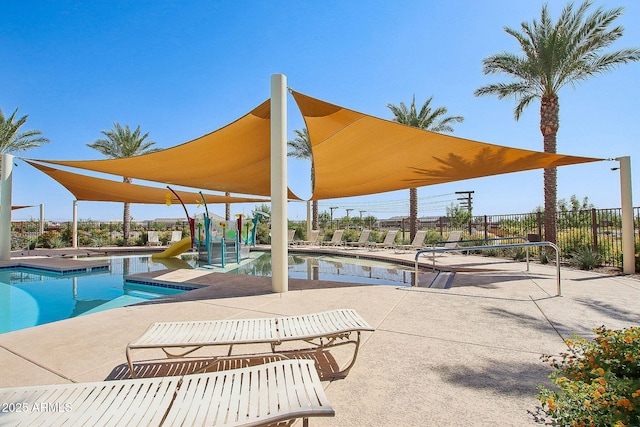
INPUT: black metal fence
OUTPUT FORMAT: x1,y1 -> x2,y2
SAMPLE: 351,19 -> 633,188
464,208 -> 633,268
11,207 -> 640,269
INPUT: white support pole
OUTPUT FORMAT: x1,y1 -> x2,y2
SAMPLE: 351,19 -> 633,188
72,200 -> 78,248
306,200 -> 312,238
271,74 -> 288,292
0,154 -> 14,261
39,203 -> 44,236
617,156 -> 635,274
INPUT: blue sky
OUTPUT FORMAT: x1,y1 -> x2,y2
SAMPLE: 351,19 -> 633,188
2,0 -> 639,223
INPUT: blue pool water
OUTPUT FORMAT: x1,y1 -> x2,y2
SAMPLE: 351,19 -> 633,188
0,255 -> 198,334
0,252 -> 415,335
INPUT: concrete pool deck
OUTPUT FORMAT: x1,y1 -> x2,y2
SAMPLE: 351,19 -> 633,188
0,247 -> 639,426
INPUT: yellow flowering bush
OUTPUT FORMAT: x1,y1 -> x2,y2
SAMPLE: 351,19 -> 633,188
538,326 -> 640,426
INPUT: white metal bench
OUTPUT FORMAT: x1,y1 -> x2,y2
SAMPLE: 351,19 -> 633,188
126,309 -> 374,379
0,359 -> 334,426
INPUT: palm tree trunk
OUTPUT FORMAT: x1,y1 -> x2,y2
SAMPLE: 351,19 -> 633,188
225,192 -> 231,220
540,94 -> 559,244
312,200 -> 319,230
123,177 -> 132,245
409,187 -> 418,241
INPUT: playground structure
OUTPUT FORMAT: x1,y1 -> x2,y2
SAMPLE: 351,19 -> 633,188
193,213 -> 259,267
152,187 -> 259,268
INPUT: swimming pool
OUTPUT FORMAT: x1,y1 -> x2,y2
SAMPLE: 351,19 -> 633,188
0,252 -> 416,335
0,255 -> 199,334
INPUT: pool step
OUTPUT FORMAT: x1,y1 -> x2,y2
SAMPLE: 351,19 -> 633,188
428,271 -> 455,289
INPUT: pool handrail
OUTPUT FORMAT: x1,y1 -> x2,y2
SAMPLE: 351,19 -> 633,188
432,235 -> 529,247
414,241 -> 562,296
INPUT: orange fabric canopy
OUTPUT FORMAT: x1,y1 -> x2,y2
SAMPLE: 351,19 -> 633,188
28,90 -> 603,204
25,161 -> 269,205
291,91 -> 603,200
32,100 -> 299,200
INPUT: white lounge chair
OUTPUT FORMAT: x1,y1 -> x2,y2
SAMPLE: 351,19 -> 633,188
345,229 -> 371,248
146,231 -> 161,246
287,229 -> 296,245
394,230 -> 428,253
295,229 -> 320,246
168,230 -> 182,245
0,360 -> 334,426
444,230 -> 463,248
367,229 -> 399,250
320,229 -> 344,247
126,308 -> 374,379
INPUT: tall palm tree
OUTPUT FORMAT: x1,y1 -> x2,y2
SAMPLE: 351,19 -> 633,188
87,123 -> 160,245
474,0 -> 639,244
0,108 -> 49,155
287,128 -> 318,229
387,95 -> 464,240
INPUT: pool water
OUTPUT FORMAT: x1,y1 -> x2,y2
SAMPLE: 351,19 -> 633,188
0,252 -> 415,335
0,255 -> 198,334
230,252 -> 417,286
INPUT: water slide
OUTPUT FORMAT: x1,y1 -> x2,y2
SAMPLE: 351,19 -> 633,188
151,237 -> 192,259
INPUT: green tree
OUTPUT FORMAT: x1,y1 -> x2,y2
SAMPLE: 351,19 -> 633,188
475,1 -> 639,244
446,202 -> 472,230
287,128 -> 319,229
87,123 -> 160,245
0,108 -> 49,154
387,95 -> 464,240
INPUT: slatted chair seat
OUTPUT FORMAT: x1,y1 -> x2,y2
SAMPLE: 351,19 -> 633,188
127,309 -> 374,379
0,360 -> 334,427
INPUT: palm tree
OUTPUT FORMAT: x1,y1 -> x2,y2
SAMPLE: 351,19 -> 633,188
0,108 -> 49,155
287,128 -> 319,230
87,123 -> 160,245
387,95 -> 464,240
474,0 -> 640,243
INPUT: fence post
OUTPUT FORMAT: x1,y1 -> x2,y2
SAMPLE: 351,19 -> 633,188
484,215 -> 488,242
536,211 -> 542,237
591,208 -> 598,253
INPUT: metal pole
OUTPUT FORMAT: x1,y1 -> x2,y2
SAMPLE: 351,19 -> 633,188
39,203 -> 44,237
271,73 -> 288,292
617,156 -> 635,274
306,200 -> 311,238
72,200 -> 78,248
0,154 -> 14,260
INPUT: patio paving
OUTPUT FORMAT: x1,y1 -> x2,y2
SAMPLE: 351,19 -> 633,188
0,247 -> 638,426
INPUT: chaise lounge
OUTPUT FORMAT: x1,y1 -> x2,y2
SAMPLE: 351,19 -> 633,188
345,229 -> 371,249
126,309 -> 374,380
367,229 -> 399,251
0,359 -> 334,426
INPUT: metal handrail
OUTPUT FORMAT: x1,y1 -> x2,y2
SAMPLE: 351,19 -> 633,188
414,241 -> 562,296
433,235 -> 529,246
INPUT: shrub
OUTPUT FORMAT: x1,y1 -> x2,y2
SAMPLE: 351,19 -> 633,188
343,228 -> 360,242
48,236 -> 65,248
537,326 -> 640,427
425,229 -> 444,245
505,247 -> 527,261
570,246 -> 603,270
369,230 -> 383,243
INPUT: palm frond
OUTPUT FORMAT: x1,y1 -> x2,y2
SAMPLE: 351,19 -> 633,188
0,107 -> 49,154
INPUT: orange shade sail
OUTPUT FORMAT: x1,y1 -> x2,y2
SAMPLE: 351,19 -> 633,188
25,161 -> 269,205
291,90 -> 603,200
27,89 -> 603,205
31,100 -> 299,200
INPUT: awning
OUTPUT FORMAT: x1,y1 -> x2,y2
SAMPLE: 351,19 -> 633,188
31,100 -> 300,200
25,161 -> 270,205
290,90 -> 603,200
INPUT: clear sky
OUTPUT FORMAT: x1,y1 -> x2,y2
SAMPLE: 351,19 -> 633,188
2,0 -> 639,223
